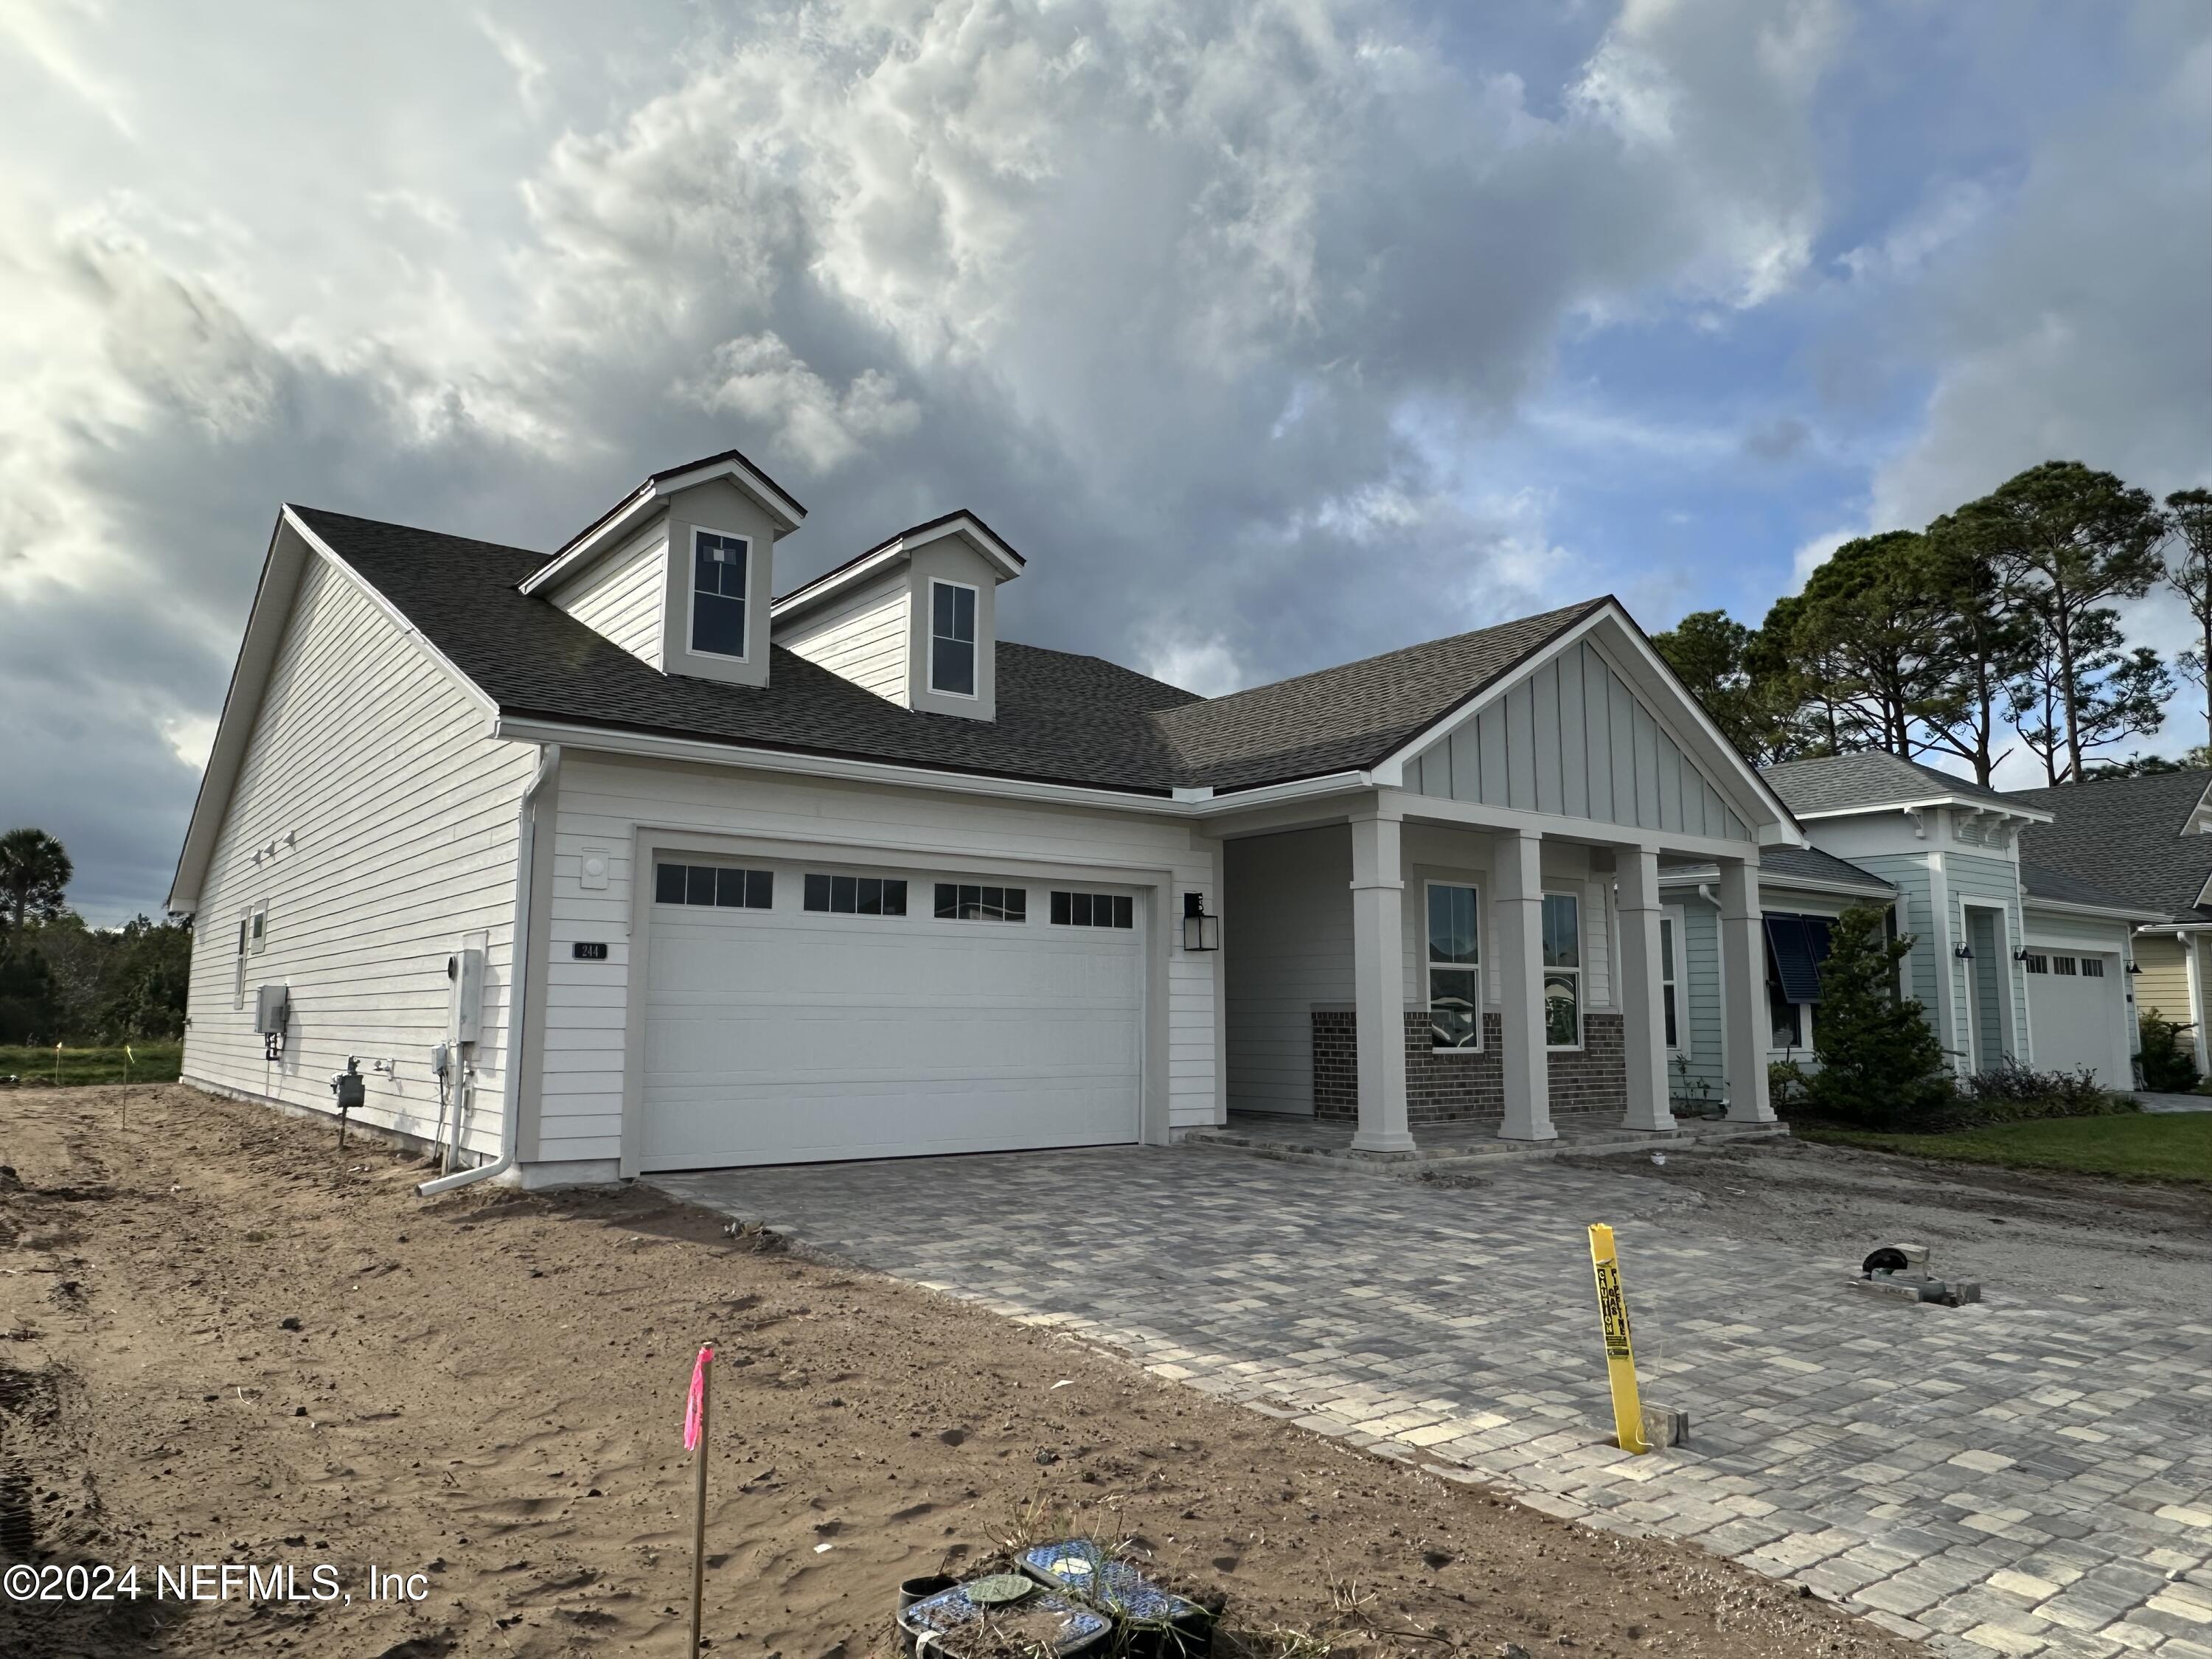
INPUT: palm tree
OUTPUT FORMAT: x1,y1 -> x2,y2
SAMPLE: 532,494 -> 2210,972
0,828 -> 73,933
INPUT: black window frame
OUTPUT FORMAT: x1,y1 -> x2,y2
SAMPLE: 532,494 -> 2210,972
803,872 -> 908,917
933,881 -> 1026,922
1048,890 -> 1134,929
655,860 -> 773,910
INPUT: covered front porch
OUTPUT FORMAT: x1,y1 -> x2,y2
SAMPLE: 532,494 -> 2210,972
1215,788 -> 1782,1156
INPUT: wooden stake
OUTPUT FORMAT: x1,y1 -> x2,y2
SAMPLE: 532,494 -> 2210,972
690,1351 -> 711,1658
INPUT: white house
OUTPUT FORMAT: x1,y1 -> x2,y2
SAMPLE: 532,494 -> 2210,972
169,448 -> 1805,1187
1662,752 -> 2160,1093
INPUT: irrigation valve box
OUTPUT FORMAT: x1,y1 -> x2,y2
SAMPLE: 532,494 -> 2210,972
446,947 -> 485,1046
253,983 -> 290,1037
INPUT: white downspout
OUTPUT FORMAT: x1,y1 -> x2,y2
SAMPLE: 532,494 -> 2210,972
418,743 -> 559,1197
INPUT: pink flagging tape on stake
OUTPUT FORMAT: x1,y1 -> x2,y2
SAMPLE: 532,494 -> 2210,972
683,1344 -> 714,1450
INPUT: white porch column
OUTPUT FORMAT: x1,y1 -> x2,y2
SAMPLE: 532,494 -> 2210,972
1349,807 -> 1414,1153
1616,846 -> 1676,1133
1495,827 -> 1556,1142
1717,855 -> 1776,1124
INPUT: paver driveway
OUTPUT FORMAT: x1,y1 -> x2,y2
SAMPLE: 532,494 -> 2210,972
654,1144 -> 2212,1658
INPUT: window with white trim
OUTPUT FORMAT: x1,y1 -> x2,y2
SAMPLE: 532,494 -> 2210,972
929,580 -> 978,696
1425,881 -> 1481,1050
2080,956 -> 2104,978
2053,955 -> 2078,976
250,902 -> 268,955
804,873 -> 908,916
2023,953 -> 2048,974
689,530 -> 749,658
934,882 -> 1024,922
655,862 -> 773,909
1541,891 -> 1581,1049
1660,913 -> 1680,1048
233,914 -> 248,1011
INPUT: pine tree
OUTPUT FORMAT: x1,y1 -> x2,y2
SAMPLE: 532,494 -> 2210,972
1804,905 -> 1953,1126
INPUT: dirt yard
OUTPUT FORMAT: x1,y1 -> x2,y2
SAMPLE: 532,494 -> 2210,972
1572,1131 -> 2212,1311
1,1086 -> 1918,1659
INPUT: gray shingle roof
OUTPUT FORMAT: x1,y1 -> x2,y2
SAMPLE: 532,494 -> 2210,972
297,507 -> 1605,797
2017,859 -> 2161,916
1760,751 -> 2020,816
1660,844 -> 1894,897
2011,770 -> 2212,921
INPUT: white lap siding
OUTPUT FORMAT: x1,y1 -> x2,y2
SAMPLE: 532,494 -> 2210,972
773,574 -> 909,704
552,525 -> 668,669
181,555 -> 535,1155
530,754 -> 1222,1172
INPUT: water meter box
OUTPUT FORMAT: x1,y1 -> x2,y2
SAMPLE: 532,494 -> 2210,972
253,983 -> 290,1036
895,1576 -> 1108,1659
1021,1542 -> 1214,1659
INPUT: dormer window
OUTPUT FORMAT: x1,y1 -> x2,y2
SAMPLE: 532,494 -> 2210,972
929,579 -> 978,697
690,529 -> 751,659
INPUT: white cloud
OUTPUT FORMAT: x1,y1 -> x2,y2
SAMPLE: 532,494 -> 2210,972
681,334 -> 919,473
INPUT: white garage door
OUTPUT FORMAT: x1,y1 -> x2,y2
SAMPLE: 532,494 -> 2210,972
2026,951 -> 2121,1086
641,858 -> 1144,1170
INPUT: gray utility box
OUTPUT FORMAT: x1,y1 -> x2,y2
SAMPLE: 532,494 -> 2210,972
253,982 -> 291,1036
447,948 -> 485,1046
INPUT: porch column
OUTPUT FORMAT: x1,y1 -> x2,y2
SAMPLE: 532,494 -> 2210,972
1495,827 -> 1556,1141
1616,846 -> 1676,1133
1717,855 -> 1776,1124
1349,808 -> 1414,1153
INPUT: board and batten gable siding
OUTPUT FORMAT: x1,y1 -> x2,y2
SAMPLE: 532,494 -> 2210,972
774,571 -> 909,705
536,754 -> 1222,1167
181,554 -> 535,1156
1407,640 -> 1751,842
554,522 -> 669,669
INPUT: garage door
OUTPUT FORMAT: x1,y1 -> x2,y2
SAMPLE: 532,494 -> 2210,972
2025,951 -> 2121,1086
640,858 -> 1144,1170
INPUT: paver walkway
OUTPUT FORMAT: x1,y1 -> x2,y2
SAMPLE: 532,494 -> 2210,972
655,1145 -> 2212,1658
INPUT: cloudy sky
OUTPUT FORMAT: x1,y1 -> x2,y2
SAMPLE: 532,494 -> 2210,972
3,0 -> 2208,924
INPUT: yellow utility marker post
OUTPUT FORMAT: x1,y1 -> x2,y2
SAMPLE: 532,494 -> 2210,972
1587,1223 -> 1649,1454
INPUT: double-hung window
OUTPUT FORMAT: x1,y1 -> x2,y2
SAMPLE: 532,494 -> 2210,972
930,580 -> 978,696
690,530 -> 749,658
1660,913 -> 1680,1049
1542,892 -> 1582,1049
1425,882 -> 1481,1050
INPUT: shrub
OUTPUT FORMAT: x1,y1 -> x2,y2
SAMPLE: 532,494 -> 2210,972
1945,1057 -> 2132,1125
1802,904 -> 1955,1127
2138,1009 -> 2202,1094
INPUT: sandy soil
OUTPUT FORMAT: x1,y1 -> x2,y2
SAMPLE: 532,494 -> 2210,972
1571,1133 -> 2212,1311
0,1086 -> 1918,1659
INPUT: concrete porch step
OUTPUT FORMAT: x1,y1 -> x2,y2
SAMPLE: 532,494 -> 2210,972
1175,1111 -> 1789,1176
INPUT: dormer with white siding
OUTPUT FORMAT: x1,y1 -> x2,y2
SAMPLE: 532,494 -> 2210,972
522,448 -> 808,688
770,511 -> 1024,721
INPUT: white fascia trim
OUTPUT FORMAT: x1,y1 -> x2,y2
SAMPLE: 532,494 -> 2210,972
492,715 -> 1258,815
282,507 -> 500,723
522,458 -> 807,597
771,515 -> 1023,627
1792,797 -> 2055,826
1372,601 -> 1806,846
1659,872 -> 1893,900
2023,896 -> 2168,924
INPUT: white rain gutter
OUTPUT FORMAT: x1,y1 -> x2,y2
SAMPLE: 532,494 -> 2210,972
417,743 -> 560,1197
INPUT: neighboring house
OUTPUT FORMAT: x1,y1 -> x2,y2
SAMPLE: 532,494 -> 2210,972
170,448 -> 1806,1186
2011,769 -> 2212,1078
1665,751 -> 2160,1091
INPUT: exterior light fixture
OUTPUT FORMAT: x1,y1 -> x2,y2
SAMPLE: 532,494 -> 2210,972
1954,943 -> 1973,959
1182,892 -> 1220,952
2012,945 -> 2031,963
2126,959 -> 2142,975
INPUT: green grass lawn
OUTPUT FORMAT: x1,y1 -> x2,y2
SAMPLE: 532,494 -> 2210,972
0,1041 -> 184,1086
1801,1110 -> 2212,1185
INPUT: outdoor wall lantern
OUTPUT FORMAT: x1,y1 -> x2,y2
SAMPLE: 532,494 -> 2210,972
2012,945 -> 2031,962
1954,943 -> 1974,959
2126,959 -> 2142,975
1182,892 -> 1220,952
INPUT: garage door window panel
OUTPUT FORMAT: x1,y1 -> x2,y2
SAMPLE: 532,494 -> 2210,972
804,873 -> 908,916
1049,891 -> 1133,929
656,861 -> 773,909
936,883 -> 1026,922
